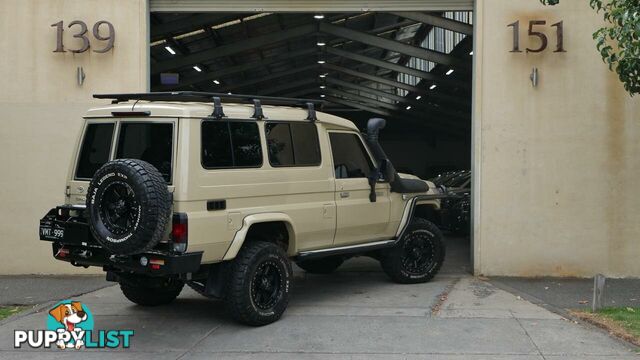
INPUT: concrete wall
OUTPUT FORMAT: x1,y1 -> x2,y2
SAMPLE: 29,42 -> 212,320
473,0 -> 640,277
0,0 -> 148,274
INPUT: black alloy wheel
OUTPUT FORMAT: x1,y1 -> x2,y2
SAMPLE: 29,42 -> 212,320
401,231 -> 437,276
99,182 -> 140,236
251,260 -> 284,310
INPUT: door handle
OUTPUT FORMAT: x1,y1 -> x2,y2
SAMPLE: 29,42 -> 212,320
340,191 -> 350,198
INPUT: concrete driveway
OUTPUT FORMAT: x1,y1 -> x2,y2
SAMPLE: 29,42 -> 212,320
0,242 -> 637,359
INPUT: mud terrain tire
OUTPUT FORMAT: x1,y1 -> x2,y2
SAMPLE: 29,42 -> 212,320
225,241 -> 292,326
381,218 -> 445,284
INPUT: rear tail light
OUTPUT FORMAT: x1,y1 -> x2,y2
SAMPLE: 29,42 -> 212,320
55,247 -> 70,258
171,213 -> 188,253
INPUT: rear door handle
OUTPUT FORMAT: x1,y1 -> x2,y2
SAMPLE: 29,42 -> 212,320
340,192 -> 350,198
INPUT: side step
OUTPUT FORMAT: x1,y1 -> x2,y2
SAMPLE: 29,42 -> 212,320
296,239 -> 396,260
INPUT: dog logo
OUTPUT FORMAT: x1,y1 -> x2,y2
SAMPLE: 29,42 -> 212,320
14,299 -> 133,350
49,302 -> 87,332
46,301 -> 93,349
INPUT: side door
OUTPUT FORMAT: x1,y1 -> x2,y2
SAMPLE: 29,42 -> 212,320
328,131 -> 391,246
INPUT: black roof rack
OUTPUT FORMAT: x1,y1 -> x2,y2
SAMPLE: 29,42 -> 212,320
93,91 -> 324,105
93,91 -> 324,121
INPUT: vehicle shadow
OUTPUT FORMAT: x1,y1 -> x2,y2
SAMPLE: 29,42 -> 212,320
95,252 -> 459,325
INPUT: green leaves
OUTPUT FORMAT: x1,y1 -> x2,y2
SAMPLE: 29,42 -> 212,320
541,0 -> 640,95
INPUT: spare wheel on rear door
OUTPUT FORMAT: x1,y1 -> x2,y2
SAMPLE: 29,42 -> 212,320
86,159 -> 171,255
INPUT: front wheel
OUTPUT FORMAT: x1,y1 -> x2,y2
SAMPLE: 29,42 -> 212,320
225,241 -> 292,326
380,218 -> 445,284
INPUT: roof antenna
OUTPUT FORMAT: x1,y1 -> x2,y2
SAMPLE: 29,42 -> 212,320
252,99 -> 265,119
211,97 -> 226,119
305,102 -> 317,121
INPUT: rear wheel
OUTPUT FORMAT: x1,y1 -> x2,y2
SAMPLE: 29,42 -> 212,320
225,241 -> 292,326
296,256 -> 344,274
381,218 -> 445,284
120,277 -> 184,306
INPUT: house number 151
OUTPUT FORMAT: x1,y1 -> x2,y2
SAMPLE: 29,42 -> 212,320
507,20 -> 566,53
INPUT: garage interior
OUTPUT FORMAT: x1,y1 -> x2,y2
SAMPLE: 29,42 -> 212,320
148,11 -> 474,273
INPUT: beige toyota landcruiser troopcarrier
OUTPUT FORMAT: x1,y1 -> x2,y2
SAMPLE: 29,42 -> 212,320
40,92 -> 445,326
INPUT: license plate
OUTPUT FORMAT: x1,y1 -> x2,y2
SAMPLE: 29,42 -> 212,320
40,223 -> 65,241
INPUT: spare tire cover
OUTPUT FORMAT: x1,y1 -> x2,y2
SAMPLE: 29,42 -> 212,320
86,159 -> 171,255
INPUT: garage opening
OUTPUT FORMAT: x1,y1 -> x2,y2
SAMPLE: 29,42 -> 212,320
148,9 -> 474,274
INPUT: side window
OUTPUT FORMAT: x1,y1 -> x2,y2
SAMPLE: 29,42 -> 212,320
201,122 -> 232,168
290,123 -> 321,166
229,122 -> 263,167
265,123 -> 294,166
265,122 -> 321,166
116,123 -> 174,182
201,121 -> 262,168
76,123 -> 114,179
328,132 -> 374,179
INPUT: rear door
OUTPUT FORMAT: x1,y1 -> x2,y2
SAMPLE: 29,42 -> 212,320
68,119 -> 177,205
328,131 -> 390,246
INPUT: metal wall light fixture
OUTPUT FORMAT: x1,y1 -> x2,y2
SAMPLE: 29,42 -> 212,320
530,67 -> 539,88
76,66 -> 85,86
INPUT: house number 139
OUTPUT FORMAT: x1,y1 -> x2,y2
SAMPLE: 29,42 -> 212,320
507,20 -> 566,53
51,20 -> 115,53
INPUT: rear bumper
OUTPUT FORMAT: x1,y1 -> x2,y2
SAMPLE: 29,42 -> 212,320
41,205 -> 202,276
51,243 -> 203,276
